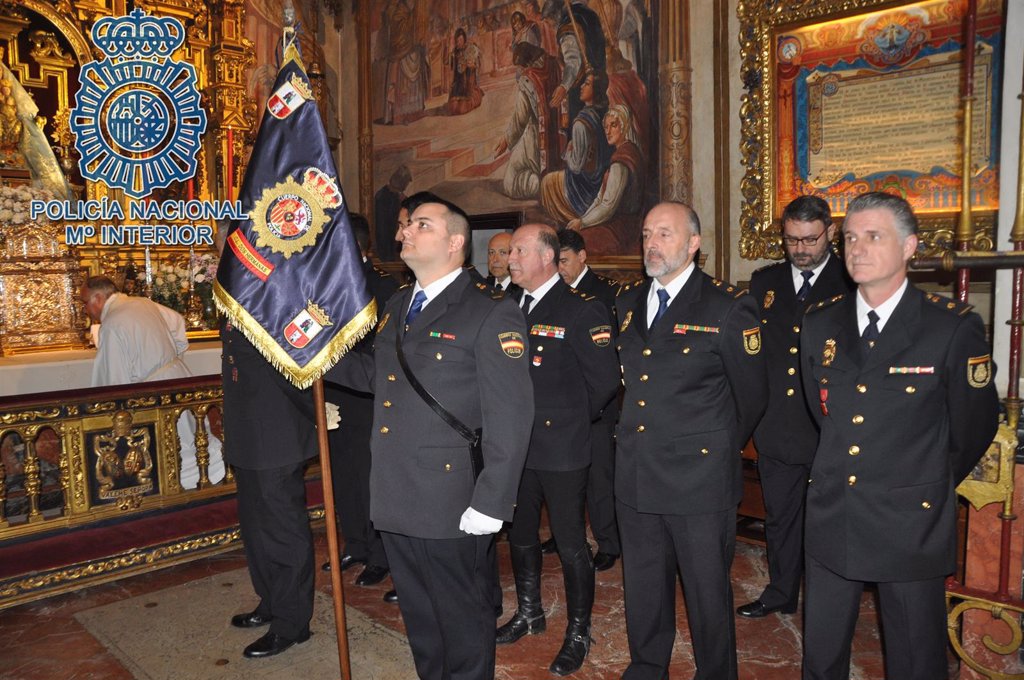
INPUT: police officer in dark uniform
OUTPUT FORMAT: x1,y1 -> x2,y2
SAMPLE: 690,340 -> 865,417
327,198 -> 533,680
738,196 -> 853,619
558,228 -> 621,571
800,192 -> 998,680
323,214 -> 398,591
223,321 -> 328,658
615,202 -> 767,680
496,224 -> 619,676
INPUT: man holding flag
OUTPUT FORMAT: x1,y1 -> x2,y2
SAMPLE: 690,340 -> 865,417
327,197 -> 534,680
214,31 -> 374,660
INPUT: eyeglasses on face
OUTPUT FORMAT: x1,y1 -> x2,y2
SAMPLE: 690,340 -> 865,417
782,229 -> 827,247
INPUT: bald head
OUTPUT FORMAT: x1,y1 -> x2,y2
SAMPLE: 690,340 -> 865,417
508,223 -> 559,292
642,202 -> 702,285
487,232 -> 512,279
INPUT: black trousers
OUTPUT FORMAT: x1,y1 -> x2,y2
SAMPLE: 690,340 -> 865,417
234,462 -> 314,640
587,406 -> 620,555
618,501 -> 737,680
756,454 -> 810,609
327,388 -> 387,567
802,555 -> 948,680
383,531 -> 496,680
508,467 -> 589,558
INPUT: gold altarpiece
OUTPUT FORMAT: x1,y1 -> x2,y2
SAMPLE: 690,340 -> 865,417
0,0 -> 258,354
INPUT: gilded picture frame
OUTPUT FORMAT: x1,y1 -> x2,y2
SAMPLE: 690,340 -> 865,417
737,0 -> 1002,261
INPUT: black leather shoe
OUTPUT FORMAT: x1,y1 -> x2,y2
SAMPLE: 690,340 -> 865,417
736,599 -> 797,618
496,610 -> 546,644
242,630 -> 310,658
355,565 -> 390,586
231,611 -> 272,628
383,589 -> 398,603
549,629 -> 592,676
540,538 -> 557,554
321,554 -> 365,572
592,552 -> 618,572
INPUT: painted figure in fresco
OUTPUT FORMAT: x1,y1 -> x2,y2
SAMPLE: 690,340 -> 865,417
377,0 -> 429,125
542,0 -> 606,135
566,103 -> 644,256
511,10 -> 541,50
448,28 -> 484,115
539,70 -> 611,224
496,41 -> 562,200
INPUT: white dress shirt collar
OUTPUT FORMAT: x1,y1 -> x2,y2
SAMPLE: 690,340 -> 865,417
647,262 -> 695,327
856,278 -> 908,335
522,271 -> 561,308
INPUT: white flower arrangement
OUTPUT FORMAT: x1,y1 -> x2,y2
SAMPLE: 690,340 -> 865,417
0,185 -> 56,225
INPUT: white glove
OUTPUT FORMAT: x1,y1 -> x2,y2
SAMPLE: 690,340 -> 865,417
325,402 -> 340,430
459,506 -> 503,535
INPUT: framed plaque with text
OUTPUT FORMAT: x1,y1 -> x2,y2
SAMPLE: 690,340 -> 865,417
738,0 -> 1003,260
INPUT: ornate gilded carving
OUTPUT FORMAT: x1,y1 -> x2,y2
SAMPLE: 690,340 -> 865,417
162,408 -> 181,494
947,594 -> 1024,680
193,404 -> 210,488
1,408 -> 61,425
658,0 -> 692,205
85,402 -> 116,414
126,397 -> 157,409
61,421 -> 88,514
92,410 -> 153,504
21,427 -> 42,522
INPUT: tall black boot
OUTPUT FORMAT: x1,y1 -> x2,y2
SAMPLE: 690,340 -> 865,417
549,546 -> 594,675
496,543 -> 546,644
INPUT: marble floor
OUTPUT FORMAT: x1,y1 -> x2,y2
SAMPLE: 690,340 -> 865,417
0,529 -> 896,680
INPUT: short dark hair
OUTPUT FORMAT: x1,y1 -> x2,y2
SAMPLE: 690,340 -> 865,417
85,275 -> 118,296
588,70 -> 609,109
402,191 -> 443,214
845,191 -> 918,238
781,195 -> 832,228
348,212 -> 370,252
558,228 -> 586,254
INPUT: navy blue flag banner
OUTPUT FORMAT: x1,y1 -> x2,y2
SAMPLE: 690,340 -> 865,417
214,39 -> 374,388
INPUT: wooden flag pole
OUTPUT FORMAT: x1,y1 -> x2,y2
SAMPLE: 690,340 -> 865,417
313,377 -> 352,680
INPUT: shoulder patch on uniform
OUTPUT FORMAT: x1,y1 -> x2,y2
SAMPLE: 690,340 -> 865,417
398,282 -> 412,290
733,288 -> 748,299
743,327 -> 762,355
968,354 -> 992,388
924,292 -> 973,316
589,325 -> 612,347
499,331 -> 525,358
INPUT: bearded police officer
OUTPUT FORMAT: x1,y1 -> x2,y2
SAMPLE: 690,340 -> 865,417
738,196 -> 853,619
800,192 -> 998,679
615,201 -> 767,680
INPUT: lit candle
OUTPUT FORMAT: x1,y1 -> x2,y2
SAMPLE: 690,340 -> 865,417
189,245 -> 196,288
145,246 -> 152,285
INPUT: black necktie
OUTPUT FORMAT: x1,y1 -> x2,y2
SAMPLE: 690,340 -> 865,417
862,310 -> 880,350
796,270 -> 814,302
522,294 -> 534,315
405,290 -> 427,328
650,288 -> 670,329
495,282 -> 504,292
